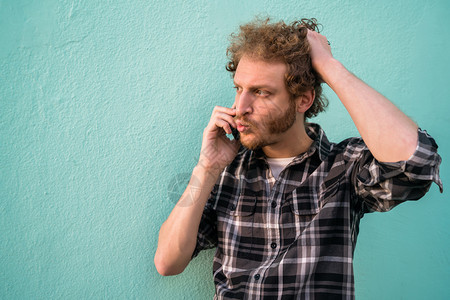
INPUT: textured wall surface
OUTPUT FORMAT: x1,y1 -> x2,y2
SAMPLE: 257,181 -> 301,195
1,0 -> 449,299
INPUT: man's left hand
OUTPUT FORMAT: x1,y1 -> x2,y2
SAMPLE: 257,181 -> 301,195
307,30 -> 334,76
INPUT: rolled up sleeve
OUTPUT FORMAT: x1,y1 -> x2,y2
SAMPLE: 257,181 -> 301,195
353,129 -> 443,213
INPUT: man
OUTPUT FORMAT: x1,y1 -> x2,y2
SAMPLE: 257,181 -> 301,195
154,18 -> 443,298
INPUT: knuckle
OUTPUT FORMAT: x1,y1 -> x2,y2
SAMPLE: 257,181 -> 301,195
215,120 -> 226,128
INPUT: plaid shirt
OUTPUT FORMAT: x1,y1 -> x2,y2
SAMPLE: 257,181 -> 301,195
192,123 -> 442,299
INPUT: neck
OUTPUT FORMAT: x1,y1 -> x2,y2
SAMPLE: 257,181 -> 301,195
262,119 -> 313,158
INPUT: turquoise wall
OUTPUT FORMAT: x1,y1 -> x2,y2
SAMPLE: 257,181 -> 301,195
1,0 -> 448,299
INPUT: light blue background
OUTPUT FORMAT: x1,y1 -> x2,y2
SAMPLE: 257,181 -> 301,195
1,0 -> 448,299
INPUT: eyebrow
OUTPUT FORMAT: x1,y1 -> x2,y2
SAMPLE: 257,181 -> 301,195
233,80 -> 277,91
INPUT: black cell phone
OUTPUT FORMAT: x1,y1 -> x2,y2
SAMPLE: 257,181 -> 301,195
231,127 -> 240,141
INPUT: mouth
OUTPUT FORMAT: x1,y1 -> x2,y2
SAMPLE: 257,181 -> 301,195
236,120 -> 251,132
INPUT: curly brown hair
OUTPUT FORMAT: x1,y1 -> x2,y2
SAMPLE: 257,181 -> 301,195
226,17 -> 328,119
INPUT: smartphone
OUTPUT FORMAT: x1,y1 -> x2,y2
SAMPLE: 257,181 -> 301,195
231,126 -> 240,142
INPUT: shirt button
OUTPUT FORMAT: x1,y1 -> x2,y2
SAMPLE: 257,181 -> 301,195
271,201 -> 277,208
254,274 -> 260,280
230,204 -> 236,211
271,242 -> 277,249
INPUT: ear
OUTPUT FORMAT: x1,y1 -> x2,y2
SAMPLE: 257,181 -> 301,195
295,89 -> 315,113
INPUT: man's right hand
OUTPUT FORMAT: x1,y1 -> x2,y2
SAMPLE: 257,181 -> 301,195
198,106 -> 240,176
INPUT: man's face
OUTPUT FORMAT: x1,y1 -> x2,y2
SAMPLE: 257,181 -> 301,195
233,55 -> 298,150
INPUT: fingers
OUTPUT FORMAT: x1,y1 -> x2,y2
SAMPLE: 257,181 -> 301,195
207,106 -> 237,135
199,106 -> 240,172
215,118 -> 233,135
307,29 -> 329,48
213,105 -> 236,117
306,29 -> 333,73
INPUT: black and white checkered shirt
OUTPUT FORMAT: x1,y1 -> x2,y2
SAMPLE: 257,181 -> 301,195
192,123 -> 442,299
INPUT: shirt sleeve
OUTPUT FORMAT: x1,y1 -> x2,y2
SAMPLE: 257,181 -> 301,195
350,128 -> 443,213
191,191 -> 218,259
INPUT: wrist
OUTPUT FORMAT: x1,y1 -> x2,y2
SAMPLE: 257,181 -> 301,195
194,162 -> 223,181
314,57 -> 342,83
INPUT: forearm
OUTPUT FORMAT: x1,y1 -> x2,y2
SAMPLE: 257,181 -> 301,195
154,165 -> 220,276
155,104 -> 239,275
321,58 -> 418,162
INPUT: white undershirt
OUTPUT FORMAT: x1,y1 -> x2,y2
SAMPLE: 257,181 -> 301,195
266,156 -> 296,179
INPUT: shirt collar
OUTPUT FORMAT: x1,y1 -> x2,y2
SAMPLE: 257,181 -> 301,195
305,123 -> 332,161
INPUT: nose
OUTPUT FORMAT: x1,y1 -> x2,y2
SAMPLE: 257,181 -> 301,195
235,90 -> 253,117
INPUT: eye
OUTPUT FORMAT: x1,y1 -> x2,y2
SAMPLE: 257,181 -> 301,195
255,89 -> 270,96
233,86 -> 242,93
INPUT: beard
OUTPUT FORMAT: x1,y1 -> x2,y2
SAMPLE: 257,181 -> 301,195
237,99 -> 297,150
